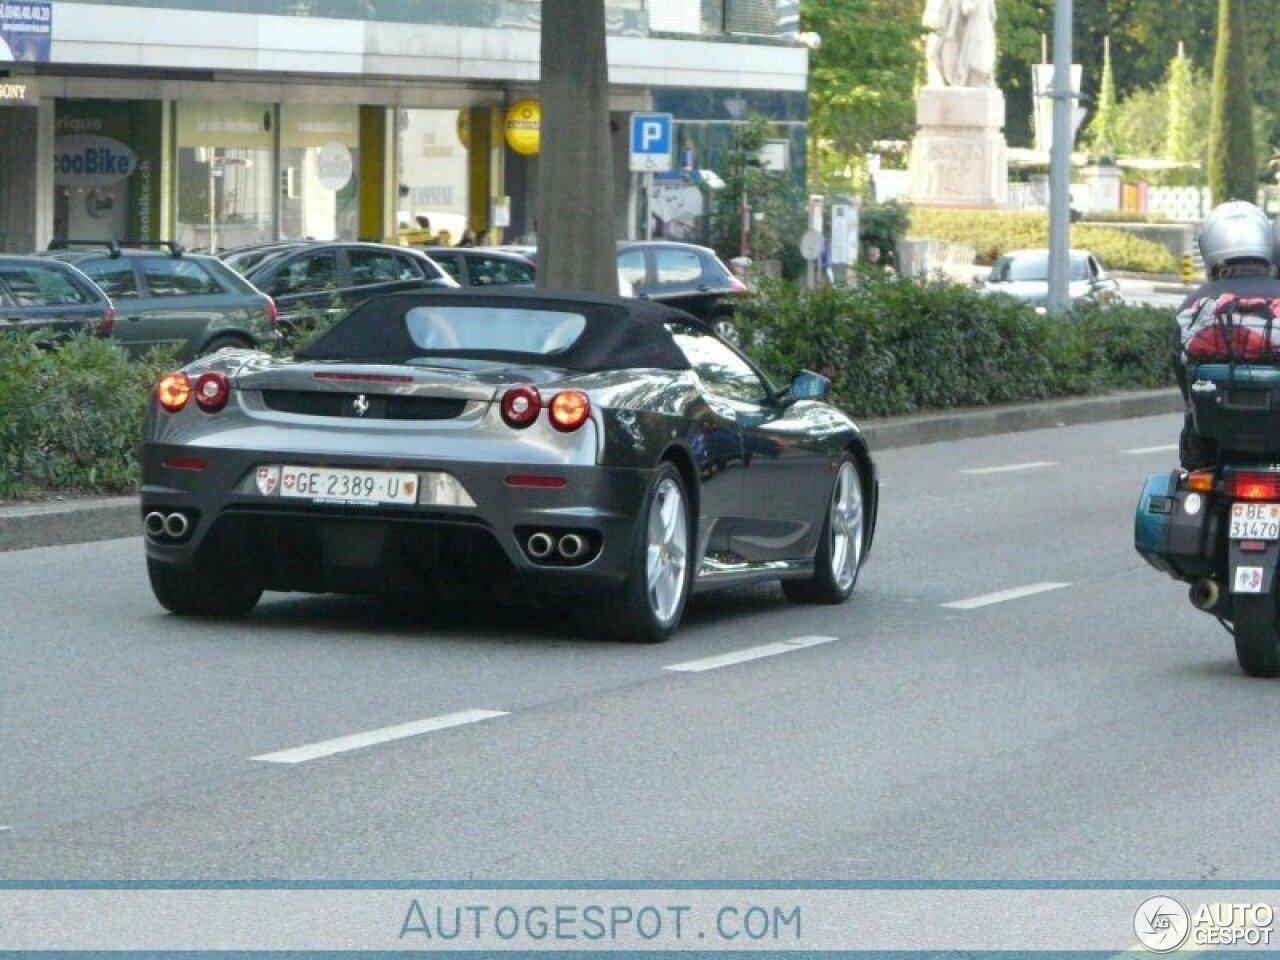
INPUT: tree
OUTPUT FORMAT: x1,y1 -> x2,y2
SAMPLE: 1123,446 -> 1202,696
1207,0 -> 1255,204
537,0 -> 617,294
707,116 -> 805,272
1086,36 -> 1119,158
801,0 -> 919,195
1163,42 -> 1196,165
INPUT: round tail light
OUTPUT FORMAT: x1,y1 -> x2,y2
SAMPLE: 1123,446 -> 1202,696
193,371 -> 231,412
157,373 -> 192,412
548,390 -> 590,432
501,385 -> 542,428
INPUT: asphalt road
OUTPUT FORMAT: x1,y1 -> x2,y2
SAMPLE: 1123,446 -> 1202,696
3,412 -> 1274,882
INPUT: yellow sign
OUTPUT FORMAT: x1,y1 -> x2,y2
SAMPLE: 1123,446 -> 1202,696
505,99 -> 541,156
456,109 -> 470,149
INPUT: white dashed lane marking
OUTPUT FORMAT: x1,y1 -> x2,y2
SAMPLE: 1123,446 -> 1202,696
665,636 -> 838,673
252,709 -> 510,764
1123,443 -> 1179,455
959,461 -> 1057,475
941,582 -> 1071,610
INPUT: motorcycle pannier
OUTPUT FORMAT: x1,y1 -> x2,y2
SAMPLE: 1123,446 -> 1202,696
1188,363 -> 1280,454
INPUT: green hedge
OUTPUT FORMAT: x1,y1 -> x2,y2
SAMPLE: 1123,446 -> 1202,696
0,334 -> 174,500
907,208 -> 1179,274
0,280 -> 1177,498
735,274 -> 1176,418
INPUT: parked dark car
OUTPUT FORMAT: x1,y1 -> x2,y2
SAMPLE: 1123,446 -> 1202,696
240,241 -> 457,327
0,255 -> 114,343
140,289 -> 877,644
616,241 -> 749,339
220,241 -> 307,276
44,241 -> 278,359
420,246 -> 536,288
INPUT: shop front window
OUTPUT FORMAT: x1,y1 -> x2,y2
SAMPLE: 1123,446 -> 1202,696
279,105 -> 360,242
174,102 -> 274,252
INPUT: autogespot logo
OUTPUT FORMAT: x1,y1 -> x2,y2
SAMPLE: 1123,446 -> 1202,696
1134,896 -> 1190,952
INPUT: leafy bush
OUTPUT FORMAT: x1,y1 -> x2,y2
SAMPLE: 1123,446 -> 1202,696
0,333 -> 175,501
907,208 -> 1178,273
735,276 -> 1176,418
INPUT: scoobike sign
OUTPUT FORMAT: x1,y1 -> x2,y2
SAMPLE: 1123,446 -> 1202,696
53,134 -> 137,187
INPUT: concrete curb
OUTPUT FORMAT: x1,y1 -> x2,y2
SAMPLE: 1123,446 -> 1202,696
860,387 -> 1182,450
0,388 -> 1184,554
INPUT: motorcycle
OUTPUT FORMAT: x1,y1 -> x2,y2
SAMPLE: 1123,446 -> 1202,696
1136,360 -> 1280,677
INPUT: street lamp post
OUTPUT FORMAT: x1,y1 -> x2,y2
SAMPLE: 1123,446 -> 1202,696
1047,0 -> 1074,314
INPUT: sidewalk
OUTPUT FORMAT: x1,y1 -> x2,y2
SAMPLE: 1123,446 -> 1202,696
0,387 -> 1182,553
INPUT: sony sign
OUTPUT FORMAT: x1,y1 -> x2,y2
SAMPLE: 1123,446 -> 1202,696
0,78 -> 34,104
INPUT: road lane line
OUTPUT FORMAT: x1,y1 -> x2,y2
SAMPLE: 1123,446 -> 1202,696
1123,443 -> 1179,455
252,709 -> 510,764
960,461 -> 1057,475
941,582 -> 1071,610
664,635 -> 837,673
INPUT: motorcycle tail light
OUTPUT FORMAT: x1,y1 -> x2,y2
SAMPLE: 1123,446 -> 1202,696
501,385 -> 542,429
1226,471 -> 1280,501
157,372 -> 192,412
193,371 -> 231,412
1185,470 -> 1216,494
548,390 -> 590,432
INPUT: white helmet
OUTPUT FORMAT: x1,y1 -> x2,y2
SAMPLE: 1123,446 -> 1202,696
1197,200 -> 1273,271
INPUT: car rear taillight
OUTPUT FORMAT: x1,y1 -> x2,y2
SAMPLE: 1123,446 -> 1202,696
548,390 -> 590,432
157,373 -> 192,412
1226,471 -> 1280,501
728,275 -> 749,295
193,372 -> 231,412
101,306 -> 115,336
265,296 -> 278,326
501,385 -> 542,428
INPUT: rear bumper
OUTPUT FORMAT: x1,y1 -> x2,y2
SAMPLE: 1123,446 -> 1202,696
141,443 -> 650,594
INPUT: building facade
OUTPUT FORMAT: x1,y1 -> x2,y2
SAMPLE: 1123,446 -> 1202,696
0,0 -> 808,253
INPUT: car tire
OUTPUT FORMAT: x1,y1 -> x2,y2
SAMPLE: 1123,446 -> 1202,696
711,314 -> 740,344
200,334 -> 253,356
147,557 -> 263,618
783,454 -> 865,604
604,463 -> 693,644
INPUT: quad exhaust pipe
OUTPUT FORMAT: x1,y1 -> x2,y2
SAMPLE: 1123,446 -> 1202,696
145,510 -> 191,541
524,530 -> 594,564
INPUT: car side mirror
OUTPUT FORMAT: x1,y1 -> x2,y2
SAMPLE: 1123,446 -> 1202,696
789,369 -> 831,403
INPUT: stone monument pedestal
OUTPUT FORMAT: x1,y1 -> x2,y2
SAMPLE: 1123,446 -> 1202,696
909,86 -> 1008,208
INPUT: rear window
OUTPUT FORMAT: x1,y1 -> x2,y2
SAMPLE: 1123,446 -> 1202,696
143,258 -> 224,296
0,263 -> 95,306
405,306 -> 586,355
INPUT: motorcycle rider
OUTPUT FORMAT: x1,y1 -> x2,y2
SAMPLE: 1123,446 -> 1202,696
1173,200 -> 1280,469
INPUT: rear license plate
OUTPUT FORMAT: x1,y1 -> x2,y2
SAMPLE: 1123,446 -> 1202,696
280,465 -> 418,505
1229,502 -> 1280,540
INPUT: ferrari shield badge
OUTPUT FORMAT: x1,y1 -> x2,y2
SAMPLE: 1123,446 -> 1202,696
255,465 -> 280,496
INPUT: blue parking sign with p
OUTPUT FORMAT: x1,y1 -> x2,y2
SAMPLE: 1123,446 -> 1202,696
629,112 -> 673,172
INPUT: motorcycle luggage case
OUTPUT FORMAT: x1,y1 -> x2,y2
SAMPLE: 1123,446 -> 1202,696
1134,470 -> 1216,579
1188,363 -> 1280,454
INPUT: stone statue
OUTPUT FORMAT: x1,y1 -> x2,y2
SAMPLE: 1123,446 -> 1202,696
923,0 -> 998,88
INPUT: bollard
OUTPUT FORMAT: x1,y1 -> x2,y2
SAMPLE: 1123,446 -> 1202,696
1181,253 -> 1194,285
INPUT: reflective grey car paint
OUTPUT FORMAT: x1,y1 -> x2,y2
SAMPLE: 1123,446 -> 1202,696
142,351 -> 876,599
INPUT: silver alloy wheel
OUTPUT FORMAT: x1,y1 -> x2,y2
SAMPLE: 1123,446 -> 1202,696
829,461 -> 863,591
645,476 -> 689,624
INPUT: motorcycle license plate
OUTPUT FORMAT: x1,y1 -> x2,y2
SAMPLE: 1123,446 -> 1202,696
1229,502 -> 1280,540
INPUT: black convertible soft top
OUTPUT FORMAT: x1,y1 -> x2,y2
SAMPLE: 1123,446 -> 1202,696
296,288 -> 696,372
